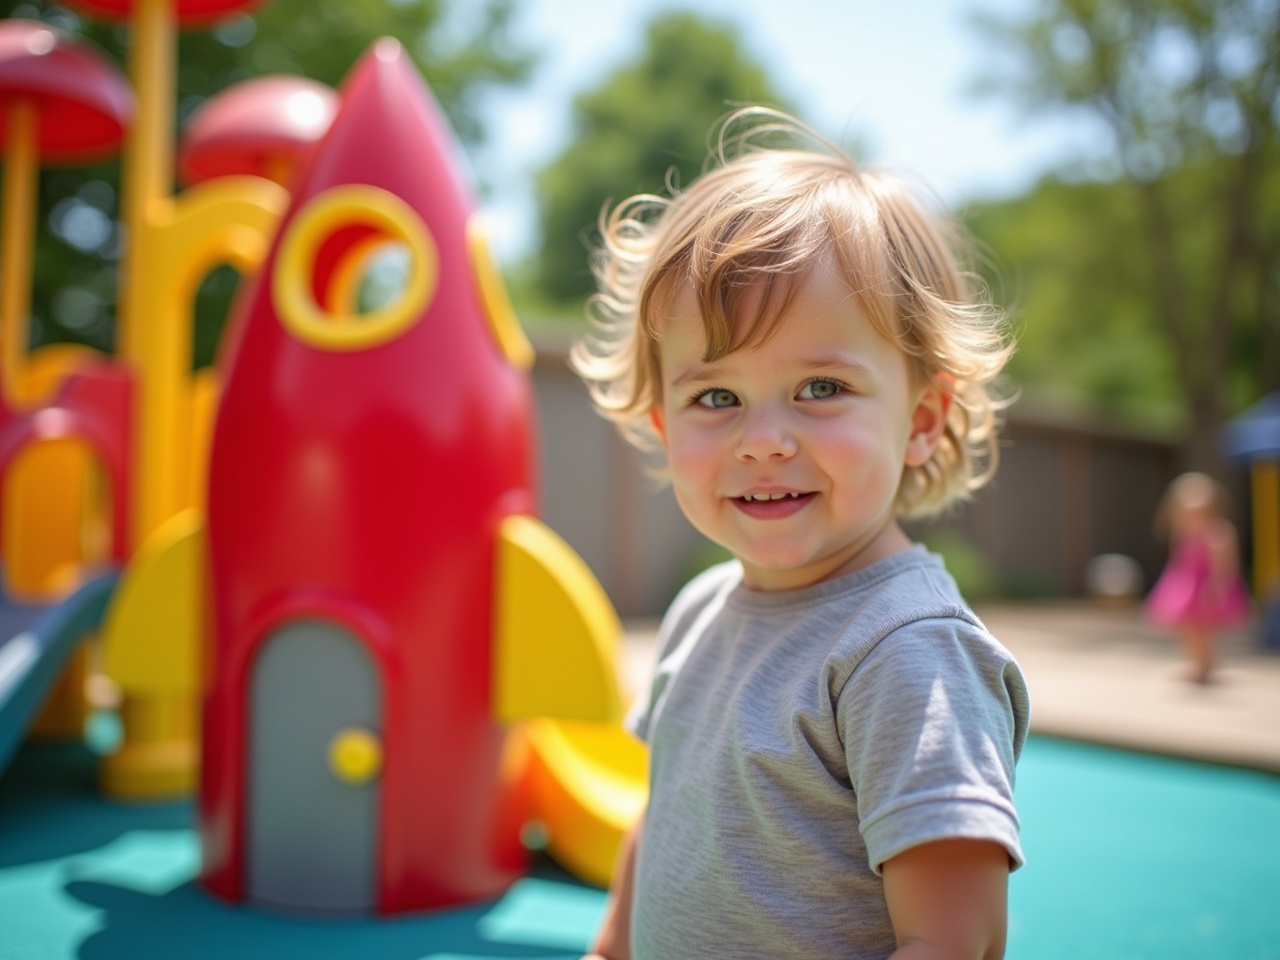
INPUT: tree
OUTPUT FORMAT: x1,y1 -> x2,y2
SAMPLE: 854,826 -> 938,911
975,0 -> 1280,472
966,176 -> 1179,428
2,0 -> 534,362
531,12 -> 795,305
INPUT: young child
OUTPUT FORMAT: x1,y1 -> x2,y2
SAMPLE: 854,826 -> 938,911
1146,471 -> 1251,684
572,108 -> 1030,960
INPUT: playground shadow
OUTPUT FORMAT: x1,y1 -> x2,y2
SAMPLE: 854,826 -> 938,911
0,743 -> 604,959
64,872 -> 597,960
0,743 -> 190,869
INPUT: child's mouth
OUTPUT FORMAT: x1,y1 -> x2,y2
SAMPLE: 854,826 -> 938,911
732,491 -> 815,518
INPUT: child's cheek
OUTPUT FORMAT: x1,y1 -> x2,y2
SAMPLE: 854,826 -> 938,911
667,432 -> 720,486
811,420 -> 885,476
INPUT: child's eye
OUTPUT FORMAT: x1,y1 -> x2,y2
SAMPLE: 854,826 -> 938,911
693,388 -> 739,408
798,378 -> 844,400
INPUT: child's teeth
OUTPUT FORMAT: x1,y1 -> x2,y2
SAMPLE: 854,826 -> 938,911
745,492 -> 797,501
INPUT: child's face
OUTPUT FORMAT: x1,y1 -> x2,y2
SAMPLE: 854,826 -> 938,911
651,260 -> 949,591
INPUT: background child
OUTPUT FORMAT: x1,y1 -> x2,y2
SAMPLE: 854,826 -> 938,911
572,108 -> 1030,960
1146,471 -> 1251,684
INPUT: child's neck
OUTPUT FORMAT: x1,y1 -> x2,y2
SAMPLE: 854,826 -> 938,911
740,520 -> 913,592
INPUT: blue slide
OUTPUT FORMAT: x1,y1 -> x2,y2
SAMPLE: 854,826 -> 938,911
0,572 -> 118,776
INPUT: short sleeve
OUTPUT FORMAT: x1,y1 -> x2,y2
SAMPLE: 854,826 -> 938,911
837,617 -> 1030,875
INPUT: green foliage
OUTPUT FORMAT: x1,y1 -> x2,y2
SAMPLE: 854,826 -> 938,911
972,0 -> 1275,171
972,0 -> 1280,469
2,0 -> 534,363
172,0 -> 533,148
531,12 -> 795,305
917,531 -> 999,602
966,146 -> 1280,436
964,177 -> 1180,431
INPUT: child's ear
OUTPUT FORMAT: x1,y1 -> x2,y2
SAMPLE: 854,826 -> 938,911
904,381 -> 953,467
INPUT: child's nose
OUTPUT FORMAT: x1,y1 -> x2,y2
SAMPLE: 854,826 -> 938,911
735,408 -> 797,462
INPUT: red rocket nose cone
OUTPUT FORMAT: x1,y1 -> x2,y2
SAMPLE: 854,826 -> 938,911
371,36 -> 405,65
291,36 -> 471,216
249,35 -> 485,359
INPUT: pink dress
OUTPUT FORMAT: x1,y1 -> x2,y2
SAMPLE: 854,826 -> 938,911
1146,531 -> 1251,629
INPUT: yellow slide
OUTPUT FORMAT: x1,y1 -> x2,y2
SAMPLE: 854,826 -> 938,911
525,718 -> 648,889
491,514 -> 648,888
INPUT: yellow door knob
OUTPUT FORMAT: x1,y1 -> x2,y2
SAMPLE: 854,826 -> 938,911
327,727 -> 383,784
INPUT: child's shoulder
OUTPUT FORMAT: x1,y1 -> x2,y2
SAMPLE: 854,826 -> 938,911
656,559 -> 742,640
816,545 -> 979,631
820,548 -> 1014,675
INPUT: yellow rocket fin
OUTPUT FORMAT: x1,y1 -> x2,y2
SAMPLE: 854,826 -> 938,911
102,507 -> 204,695
494,515 -> 623,724
468,217 -> 534,371
525,718 -> 648,888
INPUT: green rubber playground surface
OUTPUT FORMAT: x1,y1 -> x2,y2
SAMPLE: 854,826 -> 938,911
1008,737 -> 1279,959
1,736 -> 1277,959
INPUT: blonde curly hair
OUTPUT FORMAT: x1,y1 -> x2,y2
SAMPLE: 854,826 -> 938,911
570,108 -> 1013,518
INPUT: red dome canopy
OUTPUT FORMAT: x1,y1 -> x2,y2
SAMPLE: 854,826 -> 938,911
178,75 -> 337,186
60,0 -> 263,26
0,20 -> 134,164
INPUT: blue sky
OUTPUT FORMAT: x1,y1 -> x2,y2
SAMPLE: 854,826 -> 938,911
468,0 -> 1102,264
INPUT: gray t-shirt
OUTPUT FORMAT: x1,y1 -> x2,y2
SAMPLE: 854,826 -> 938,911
628,546 -> 1030,960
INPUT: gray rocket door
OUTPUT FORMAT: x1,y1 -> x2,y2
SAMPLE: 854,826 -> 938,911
247,619 -> 383,913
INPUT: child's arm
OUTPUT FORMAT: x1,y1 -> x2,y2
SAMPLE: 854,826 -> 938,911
583,812 -> 643,960
882,838 -> 1010,960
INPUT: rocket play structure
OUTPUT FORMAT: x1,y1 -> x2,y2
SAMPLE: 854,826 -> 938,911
0,0 -> 646,925
202,37 -> 640,914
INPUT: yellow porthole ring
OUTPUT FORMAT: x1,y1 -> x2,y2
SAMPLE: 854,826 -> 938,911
273,185 -> 438,351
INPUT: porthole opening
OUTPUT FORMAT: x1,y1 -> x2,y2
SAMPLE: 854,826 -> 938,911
273,186 -> 436,351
